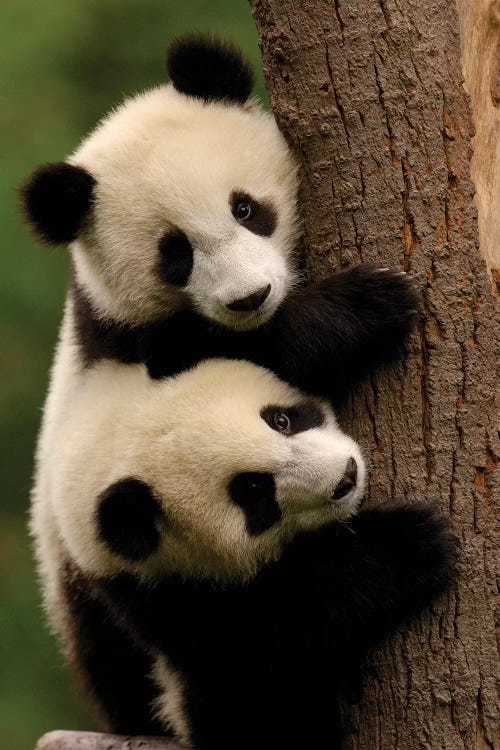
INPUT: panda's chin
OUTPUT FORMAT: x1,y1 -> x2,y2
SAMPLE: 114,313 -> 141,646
222,307 -> 273,331
208,298 -> 278,331
285,494 -> 362,533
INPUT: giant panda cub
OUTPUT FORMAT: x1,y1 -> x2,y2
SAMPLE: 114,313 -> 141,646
21,34 -> 420,396
39,357 -> 367,735
47,359 -> 457,750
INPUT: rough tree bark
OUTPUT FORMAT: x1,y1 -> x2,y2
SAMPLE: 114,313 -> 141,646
250,1 -> 499,749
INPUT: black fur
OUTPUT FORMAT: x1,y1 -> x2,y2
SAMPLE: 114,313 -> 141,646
228,472 -> 282,535
71,264 -> 421,403
167,34 -> 254,104
62,562 -> 165,736
267,265 -> 421,396
70,282 -> 143,369
230,191 -> 277,237
97,478 -> 164,561
261,401 -> 325,435
93,501 -> 457,750
21,162 -> 95,245
157,230 -> 194,287
143,264 -> 421,400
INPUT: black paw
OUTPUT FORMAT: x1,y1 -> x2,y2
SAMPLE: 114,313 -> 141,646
356,501 -> 459,602
340,263 -> 421,345
265,263 -> 423,398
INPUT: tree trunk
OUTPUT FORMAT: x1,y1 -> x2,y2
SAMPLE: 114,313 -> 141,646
457,0 -> 500,279
251,1 -> 499,749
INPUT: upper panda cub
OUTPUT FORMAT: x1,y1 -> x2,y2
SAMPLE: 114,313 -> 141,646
52,359 -> 457,750
21,34 -> 420,395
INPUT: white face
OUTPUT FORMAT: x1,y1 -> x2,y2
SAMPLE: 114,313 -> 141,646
70,85 -> 299,329
147,371 -> 366,578
53,361 -> 365,581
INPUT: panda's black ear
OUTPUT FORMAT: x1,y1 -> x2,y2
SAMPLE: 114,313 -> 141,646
97,478 -> 165,562
166,34 -> 254,104
21,162 -> 95,246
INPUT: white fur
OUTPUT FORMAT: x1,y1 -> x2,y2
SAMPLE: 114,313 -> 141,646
30,300 -> 89,636
152,656 -> 191,745
44,358 -> 365,582
69,85 -> 299,329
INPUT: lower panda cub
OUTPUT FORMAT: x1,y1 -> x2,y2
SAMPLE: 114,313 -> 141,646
35,359 -> 457,750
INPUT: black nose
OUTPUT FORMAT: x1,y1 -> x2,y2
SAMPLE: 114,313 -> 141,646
226,284 -> 271,312
332,457 -> 358,500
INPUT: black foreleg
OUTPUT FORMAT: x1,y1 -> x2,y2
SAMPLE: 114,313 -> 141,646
265,264 -> 421,396
94,501 -> 456,749
62,564 -> 165,736
267,500 -> 458,662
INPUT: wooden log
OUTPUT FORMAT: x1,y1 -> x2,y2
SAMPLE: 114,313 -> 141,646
35,731 -> 186,750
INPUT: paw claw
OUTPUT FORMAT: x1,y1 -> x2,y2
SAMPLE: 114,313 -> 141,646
373,266 -> 409,279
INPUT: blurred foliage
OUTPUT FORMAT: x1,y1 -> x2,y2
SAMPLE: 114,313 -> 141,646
0,2 -> 263,748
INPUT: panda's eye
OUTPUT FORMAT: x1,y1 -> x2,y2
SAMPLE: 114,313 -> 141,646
261,406 -> 294,435
230,191 -> 277,237
262,402 -> 325,435
273,412 -> 291,434
235,200 -> 252,221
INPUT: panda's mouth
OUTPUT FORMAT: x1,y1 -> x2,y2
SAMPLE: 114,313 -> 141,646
227,306 -> 268,323
216,300 -> 276,331
328,488 -> 356,504
281,496 -> 360,533
282,489 -> 360,518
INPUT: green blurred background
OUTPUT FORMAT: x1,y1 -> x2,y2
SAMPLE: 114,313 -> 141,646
0,3 -> 265,748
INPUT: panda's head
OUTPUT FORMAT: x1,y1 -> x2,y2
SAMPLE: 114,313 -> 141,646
21,36 -> 299,331
55,360 -> 366,581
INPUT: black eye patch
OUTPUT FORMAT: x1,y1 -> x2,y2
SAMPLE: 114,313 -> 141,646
158,230 -> 193,287
230,191 -> 277,237
228,472 -> 282,536
261,401 -> 325,436
97,478 -> 165,561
